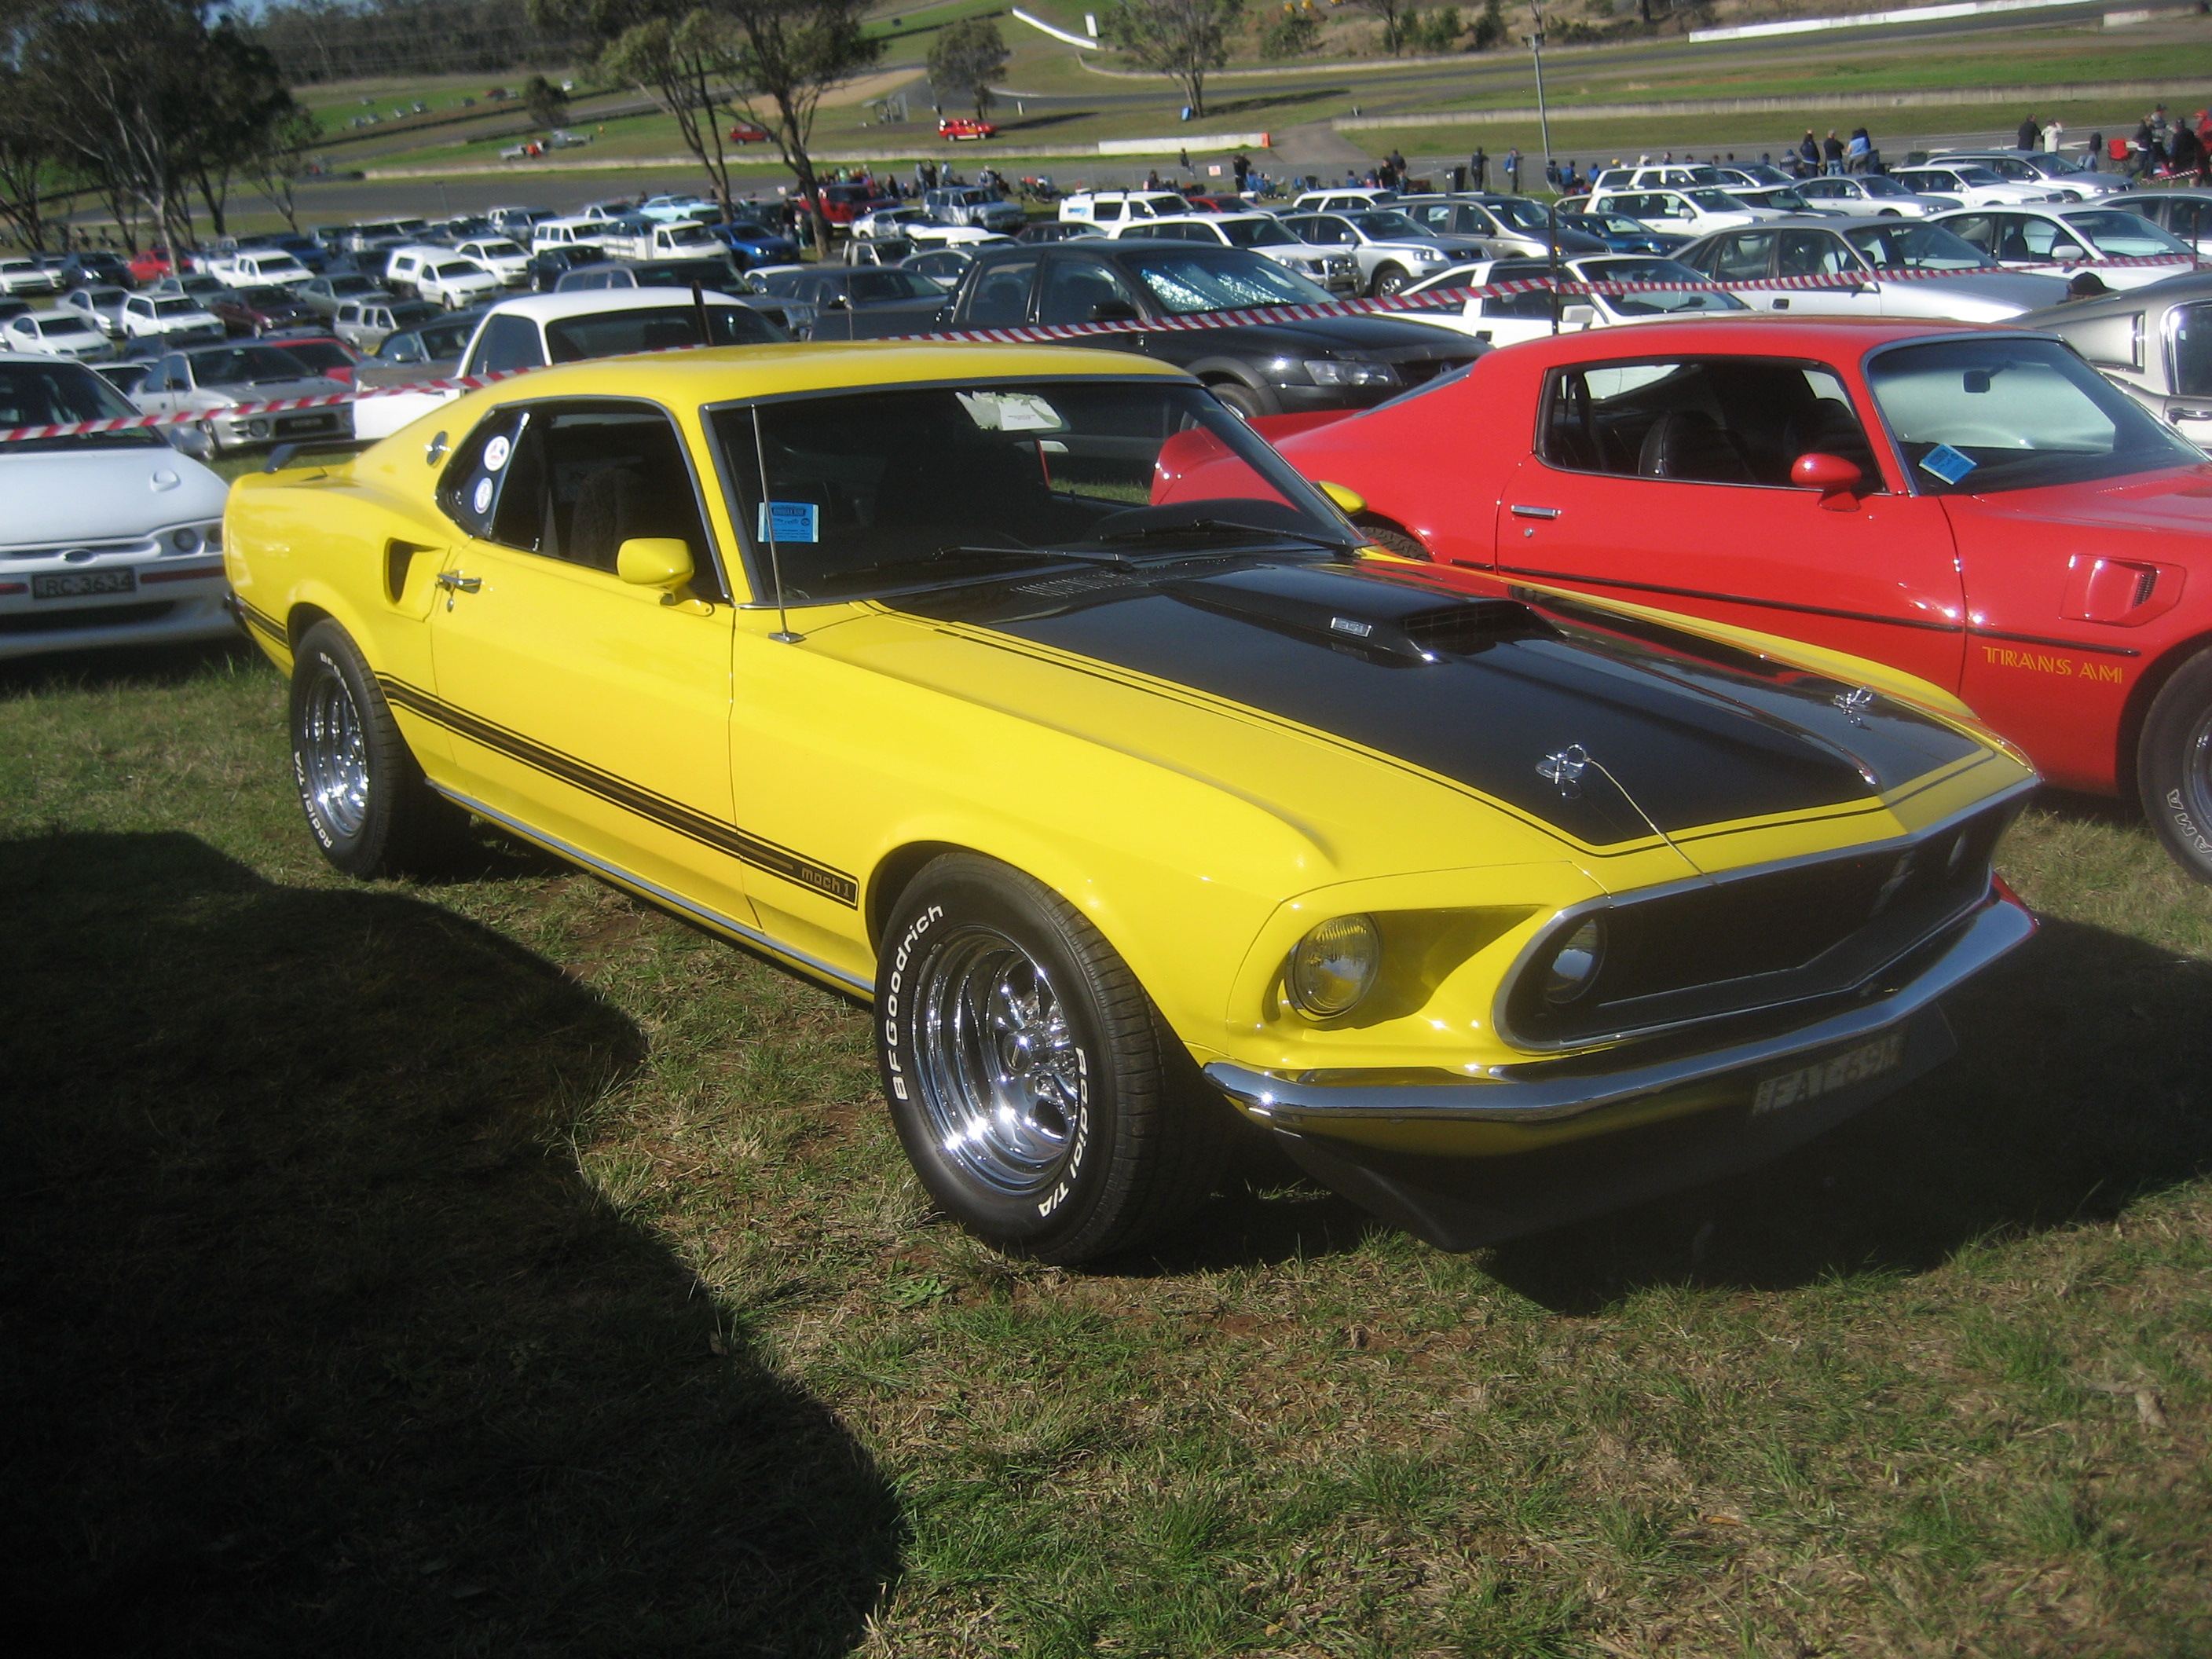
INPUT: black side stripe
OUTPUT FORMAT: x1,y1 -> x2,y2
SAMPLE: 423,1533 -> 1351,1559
236,597 -> 287,646
1500,566 -> 2144,658
379,676 -> 859,906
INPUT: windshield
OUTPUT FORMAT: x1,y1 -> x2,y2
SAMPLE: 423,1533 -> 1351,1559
437,262 -> 479,278
1844,222 -> 1994,270
1351,211 -> 1428,238
1868,338 -> 2199,494
544,304 -> 783,361
1588,257 -> 1751,315
1854,176 -> 1912,198
240,286 -> 291,305
713,379 -> 1349,603
280,341 -> 350,371
1144,196 -> 1189,215
845,269 -> 942,302
1754,189 -> 1813,211
478,240 -> 523,257
153,298 -> 203,317
0,359 -> 163,450
1125,250 -> 1331,313
1951,167 -> 2005,185
1220,217 -> 1296,247
189,346 -> 314,386
1686,190 -> 1742,212
38,317 -> 95,335
2065,209 -> 2190,256
1488,199 -> 1553,233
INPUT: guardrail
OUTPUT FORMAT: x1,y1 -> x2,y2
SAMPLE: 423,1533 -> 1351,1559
2,251 -> 2195,445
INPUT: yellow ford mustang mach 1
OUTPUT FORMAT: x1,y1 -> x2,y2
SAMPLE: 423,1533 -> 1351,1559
225,342 -> 2037,1262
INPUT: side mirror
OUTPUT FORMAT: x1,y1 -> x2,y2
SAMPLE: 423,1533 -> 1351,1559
2051,241 -> 2086,262
1087,299 -> 1141,323
1317,480 -> 1367,515
1793,450 -> 1863,508
1560,302 -> 1597,328
617,537 -> 695,593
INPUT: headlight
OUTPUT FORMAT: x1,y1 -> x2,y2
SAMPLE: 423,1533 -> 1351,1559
1412,247 -> 1446,261
1304,359 -> 1400,387
247,419 -> 269,438
169,526 -> 201,553
1286,914 -> 1382,1019
1540,917 -> 1606,1005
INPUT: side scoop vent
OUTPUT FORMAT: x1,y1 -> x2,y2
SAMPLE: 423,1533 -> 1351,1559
1400,600 -> 1547,658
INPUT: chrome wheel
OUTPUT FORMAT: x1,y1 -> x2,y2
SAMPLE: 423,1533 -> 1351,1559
300,665 -> 371,841
914,925 -> 1088,1198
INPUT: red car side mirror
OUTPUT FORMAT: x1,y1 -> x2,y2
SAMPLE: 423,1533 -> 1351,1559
1793,450 -> 1863,509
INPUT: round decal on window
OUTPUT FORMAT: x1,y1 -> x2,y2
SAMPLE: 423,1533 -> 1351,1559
483,434 -> 511,471
472,476 -> 494,515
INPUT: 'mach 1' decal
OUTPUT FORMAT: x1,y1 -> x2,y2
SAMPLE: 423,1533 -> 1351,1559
1979,643 -> 2126,684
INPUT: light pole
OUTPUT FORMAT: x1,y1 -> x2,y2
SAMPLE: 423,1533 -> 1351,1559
1527,5 -> 1553,189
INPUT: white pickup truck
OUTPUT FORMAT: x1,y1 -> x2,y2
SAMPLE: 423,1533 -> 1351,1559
197,247 -> 314,288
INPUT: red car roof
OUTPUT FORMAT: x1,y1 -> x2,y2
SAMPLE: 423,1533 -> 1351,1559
1481,315 -> 2016,368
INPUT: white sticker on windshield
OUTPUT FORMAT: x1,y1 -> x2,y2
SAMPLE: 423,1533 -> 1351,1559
472,476 -> 494,515
956,390 -> 1066,432
1918,443 -> 1977,485
482,434 -> 511,471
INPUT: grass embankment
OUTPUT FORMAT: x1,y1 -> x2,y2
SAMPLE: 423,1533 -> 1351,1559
3,639 -> 2210,1654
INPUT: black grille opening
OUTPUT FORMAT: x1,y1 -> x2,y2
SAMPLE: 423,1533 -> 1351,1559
0,601 -> 176,635
1504,802 -> 2014,1047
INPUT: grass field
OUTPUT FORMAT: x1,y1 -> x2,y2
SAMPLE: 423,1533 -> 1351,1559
4,632 -> 2210,1655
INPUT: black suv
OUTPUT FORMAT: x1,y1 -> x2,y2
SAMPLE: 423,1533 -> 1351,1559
919,242 -> 1483,416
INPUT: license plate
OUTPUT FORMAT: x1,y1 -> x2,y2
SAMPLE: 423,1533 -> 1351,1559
31,569 -> 137,600
1751,1029 -> 1907,1116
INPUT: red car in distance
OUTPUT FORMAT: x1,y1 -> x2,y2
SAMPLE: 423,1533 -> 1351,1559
727,120 -> 771,144
806,182 -> 898,226
939,115 -> 996,141
261,333 -> 364,385
127,246 -> 178,284
1247,318 -> 2212,880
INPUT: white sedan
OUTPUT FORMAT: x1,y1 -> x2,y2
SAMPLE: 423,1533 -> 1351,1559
119,292 -> 226,347
1888,164 -> 2068,209
1675,218 -> 2072,320
60,285 -> 133,338
1929,205 -> 2199,291
449,236 -> 533,285
2,309 -> 115,362
416,257 -> 503,309
1788,174 -> 1960,218
1586,187 -> 1785,237
0,353 -> 234,661
1396,254 -> 1751,347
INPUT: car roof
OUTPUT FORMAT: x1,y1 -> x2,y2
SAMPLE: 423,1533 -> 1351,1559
1492,317 -> 2010,368
478,287 -> 757,323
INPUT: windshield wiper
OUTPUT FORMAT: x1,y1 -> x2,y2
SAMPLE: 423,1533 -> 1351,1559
936,544 -> 1134,568
1094,518 -> 1347,548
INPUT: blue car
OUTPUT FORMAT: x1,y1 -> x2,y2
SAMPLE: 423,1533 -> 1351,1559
1562,212 -> 1687,257
703,219 -> 800,268
265,234 -> 331,273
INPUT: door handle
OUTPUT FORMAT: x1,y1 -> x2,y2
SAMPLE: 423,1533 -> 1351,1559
1510,504 -> 1562,519
1771,296 -> 1789,309
435,571 -> 482,592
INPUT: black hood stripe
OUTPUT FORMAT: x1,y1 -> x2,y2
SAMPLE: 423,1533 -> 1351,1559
892,558 -> 1987,850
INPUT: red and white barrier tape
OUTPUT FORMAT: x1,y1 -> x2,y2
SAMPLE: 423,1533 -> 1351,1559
2,252 -> 2196,445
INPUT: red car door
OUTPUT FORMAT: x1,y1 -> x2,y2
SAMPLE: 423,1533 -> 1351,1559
1491,352 -> 1967,692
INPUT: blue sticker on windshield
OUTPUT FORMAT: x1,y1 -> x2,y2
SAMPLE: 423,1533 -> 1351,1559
756,500 -> 819,543
1918,443 -> 1977,485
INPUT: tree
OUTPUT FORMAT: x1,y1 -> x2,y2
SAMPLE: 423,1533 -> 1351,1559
1099,0 -> 1243,120
1256,2 -> 1320,58
522,71 -> 570,127
537,0 -> 880,254
1471,0 -> 1504,49
1353,0 -> 1412,53
244,104 -> 324,233
926,17 -> 1005,121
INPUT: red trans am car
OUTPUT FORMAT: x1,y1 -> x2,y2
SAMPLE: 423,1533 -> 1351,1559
1257,318 -> 2212,880
939,115 -> 997,141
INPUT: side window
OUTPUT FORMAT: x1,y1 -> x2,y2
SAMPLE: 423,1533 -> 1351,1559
1037,258 -> 1139,326
166,355 -> 192,390
1117,224 -> 1158,241
440,401 -> 718,588
1093,200 -> 1122,221
1320,216 -> 1358,242
2172,302 -> 2212,396
1943,214 -> 1994,253
336,303 -> 358,325
468,314 -> 547,375
1705,233 -> 1774,280
969,256 -> 1035,324
1540,357 -> 1879,487
1777,231 -> 1849,278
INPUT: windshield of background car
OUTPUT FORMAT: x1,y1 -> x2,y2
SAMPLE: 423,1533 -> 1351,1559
544,303 -> 783,361
1686,190 -> 1741,212
280,341 -> 352,372
1351,211 -> 1428,238
1844,222 -> 1994,270
1588,257 -> 1749,315
2064,210 -> 2190,256
153,298 -> 203,317
844,269 -> 942,302
710,379 -> 1352,603
1488,199 -> 1553,233
1754,189 -> 1814,211
1219,217 -> 1297,247
0,359 -> 163,450
1868,337 -> 2200,493
1122,249 -> 1331,313
189,345 -> 314,385
1859,176 -> 1915,197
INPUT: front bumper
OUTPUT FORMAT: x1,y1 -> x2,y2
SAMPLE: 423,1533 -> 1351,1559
1204,888 -> 2032,1248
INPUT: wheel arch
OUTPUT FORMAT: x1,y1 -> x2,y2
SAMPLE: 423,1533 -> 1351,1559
2117,625 -> 2212,797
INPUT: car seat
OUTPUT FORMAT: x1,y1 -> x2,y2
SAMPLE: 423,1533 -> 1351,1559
1636,408 -> 1755,484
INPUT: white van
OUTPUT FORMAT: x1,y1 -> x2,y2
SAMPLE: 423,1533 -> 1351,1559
1057,190 -> 1196,226
529,215 -> 606,255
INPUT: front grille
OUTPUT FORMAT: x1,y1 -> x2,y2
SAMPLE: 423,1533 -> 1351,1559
274,412 -> 342,437
1502,800 -> 2016,1048
1391,355 -> 1475,390
0,601 -> 174,634
5,538 -> 157,562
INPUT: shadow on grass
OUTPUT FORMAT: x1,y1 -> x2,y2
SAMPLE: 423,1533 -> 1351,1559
1487,918 -> 2212,1313
1207,86 -> 1354,119
0,831 -> 900,1657
0,635 -> 264,699
990,109 -> 1104,135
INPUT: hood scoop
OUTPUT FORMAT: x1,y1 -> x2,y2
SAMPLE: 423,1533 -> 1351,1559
1161,568 -> 1546,665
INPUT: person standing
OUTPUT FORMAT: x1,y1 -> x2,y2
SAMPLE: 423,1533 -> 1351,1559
2018,113 -> 2041,151
2172,120 -> 2202,184
1232,151 -> 1251,193
2086,130 -> 2104,172
1504,147 -> 1522,193
2133,115 -> 2159,179
2043,119 -> 2064,155
1471,145 -> 1489,190
1822,130 -> 1844,174
1846,128 -> 1871,173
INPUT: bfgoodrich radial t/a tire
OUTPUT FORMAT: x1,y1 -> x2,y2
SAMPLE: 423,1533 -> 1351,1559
289,620 -> 466,879
877,853 -> 1232,1264
2138,649 -> 2212,884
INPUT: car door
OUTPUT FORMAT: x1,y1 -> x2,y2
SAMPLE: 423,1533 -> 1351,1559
424,396 -> 755,924
1494,353 -> 1966,689
1771,229 -> 1885,317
